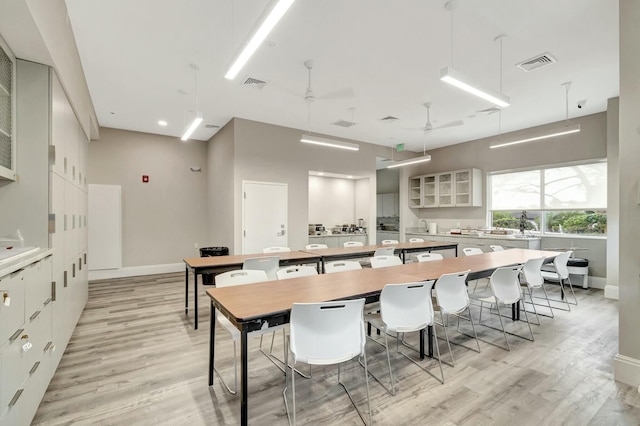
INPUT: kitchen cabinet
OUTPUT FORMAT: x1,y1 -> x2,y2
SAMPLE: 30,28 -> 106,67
338,235 -> 367,246
377,231 -> 399,245
409,168 -> 482,208
405,232 -> 541,253
308,235 -> 339,248
378,193 -> 399,217
308,234 -> 368,248
0,38 -> 16,181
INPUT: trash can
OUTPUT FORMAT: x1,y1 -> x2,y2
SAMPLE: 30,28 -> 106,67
567,257 -> 589,289
199,246 -> 229,285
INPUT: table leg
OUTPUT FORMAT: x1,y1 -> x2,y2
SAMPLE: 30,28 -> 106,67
208,300 -> 216,386
428,325 -> 434,358
185,266 -> 189,315
240,328 -> 249,426
401,250 -> 406,264
420,327 -> 425,359
194,271 -> 199,330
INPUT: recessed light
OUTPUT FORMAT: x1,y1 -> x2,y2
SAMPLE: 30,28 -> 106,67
158,120 -> 168,126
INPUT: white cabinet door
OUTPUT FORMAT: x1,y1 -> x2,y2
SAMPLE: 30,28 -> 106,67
381,193 -> 395,217
422,175 -> 438,207
376,194 -> 383,217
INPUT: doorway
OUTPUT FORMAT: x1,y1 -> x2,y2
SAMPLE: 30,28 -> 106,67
242,181 -> 288,254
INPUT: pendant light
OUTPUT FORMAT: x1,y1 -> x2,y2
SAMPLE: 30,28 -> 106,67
491,82 -> 580,149
387,131 -> 431,169
440,0 -> 510,108
181,64 -> 203,141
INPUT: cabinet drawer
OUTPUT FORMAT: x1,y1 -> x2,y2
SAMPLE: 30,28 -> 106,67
25,256 -> 52,319
0,302 -> 52,413
0,270 -> 26,344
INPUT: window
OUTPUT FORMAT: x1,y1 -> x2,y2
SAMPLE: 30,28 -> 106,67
489,162 -> 607,236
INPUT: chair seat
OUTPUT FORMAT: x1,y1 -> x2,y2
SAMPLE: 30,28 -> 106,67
468,290 -> 496,304
217,313 -> 286,340
540,270 -> 561,281
364,311 -> 429,334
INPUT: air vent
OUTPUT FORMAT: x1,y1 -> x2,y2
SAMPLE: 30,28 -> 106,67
516,52 -> 557,72
241,76 -> 267,89
380,116 -> 399,122
332,120 -> 356,128
204,124 -> 220,129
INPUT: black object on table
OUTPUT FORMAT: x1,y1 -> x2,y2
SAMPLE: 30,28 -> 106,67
199,246 -> 229,284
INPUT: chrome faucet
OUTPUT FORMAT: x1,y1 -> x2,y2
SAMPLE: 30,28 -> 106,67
419,219 -> 428,231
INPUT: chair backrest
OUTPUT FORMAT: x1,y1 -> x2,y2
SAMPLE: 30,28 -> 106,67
381,239 -> 399,245
262,246 -> 291,253
463,247 -> 483,256
290,299 -> 366,365
416,253 -> 444,262
434,270 -> 470,315
215,269 -> 268,287
276,265 -> 318,280
380,281 -> 436,333
343,241 -> 364,247
409,238 -> 424,243
489,266 -> 523,304
522,257 -> 545,289
373,247 -> 395,257
553,251 -> 573,279
490,245 -> 504,252
305,243 -> 328,250
242,256 -> 280,281
371,255 -> 403,268
325,261 -> 362,274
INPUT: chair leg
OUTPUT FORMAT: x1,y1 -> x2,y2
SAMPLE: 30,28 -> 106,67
383,328 -> 395,395
521,299 -> 535,341
431,326 -> 445,384
439,311 -> 455,366
566,276 -> 578,305
213,339 -> 238,395
541,285 -> 555,318
467,308 -> 481,353
495,304 -> 511,351
526,288 -> 541,326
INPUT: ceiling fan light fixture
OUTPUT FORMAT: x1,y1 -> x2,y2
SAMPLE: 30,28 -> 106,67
224,0 -> 296,80
181,112 -> 203,141
386,155 -> 432,169
300,134 -> 359,151
490,124 -> 580,149
440,66 -> 510,108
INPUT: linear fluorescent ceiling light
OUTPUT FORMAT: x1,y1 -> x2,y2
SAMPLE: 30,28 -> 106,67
224,0 -> 296,80
490,124 -> 580,149
386,155 -> 432,169
300,135 -> 359,151
181,112 -> 204,141
440,66 -> 510,108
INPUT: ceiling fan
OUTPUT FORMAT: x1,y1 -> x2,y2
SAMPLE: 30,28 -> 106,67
419,102 -> 463,133
302,59 -> 354,102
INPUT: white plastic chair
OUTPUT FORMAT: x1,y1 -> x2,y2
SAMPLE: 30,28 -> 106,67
520,257 -> 552,323
277,265 -> 318,280
365,281 -> 443,395
433,270 -> 480,365
213,269 -> 281,394
343,241 -> 364,247
325,261 -> 362,274
490,245 -> 504,252
370,255 -> 402,268
243,256 -> 280,281
305,243 -> 328,250
463,247 -> 483,256
285,299 -> 372,425
469,266 -> 534,351
541,251 -> 576,309
381,239 -> 399,245
263,246 -> 291,253
409,238 -> 424,243
416,253 -> 444,262
373,247 -> 396,257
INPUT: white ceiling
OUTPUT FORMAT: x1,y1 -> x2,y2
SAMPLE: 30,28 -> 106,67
64,0 -> 619,153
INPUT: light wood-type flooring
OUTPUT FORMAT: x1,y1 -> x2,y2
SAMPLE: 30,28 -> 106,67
32,273 -> 640,425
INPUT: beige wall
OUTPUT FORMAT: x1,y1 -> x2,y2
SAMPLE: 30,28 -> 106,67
616,0 -> 640,386
207,121 -> 235,252
88,127 -> 209,266
228,118 -> 399,252
606,98 -> 620,290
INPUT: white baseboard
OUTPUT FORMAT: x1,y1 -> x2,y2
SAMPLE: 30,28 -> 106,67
89,263 -> 183,281
604,284 -> 620,300
614,354 -> 640,387
587,276 -> 607,290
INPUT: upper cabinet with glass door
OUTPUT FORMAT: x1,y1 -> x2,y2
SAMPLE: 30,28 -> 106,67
454,169 -> 482,207
437,172 -> 454,207
0,36 -> 16,181
409,168 -> 482,208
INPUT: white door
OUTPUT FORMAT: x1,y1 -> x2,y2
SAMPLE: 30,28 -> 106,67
242,181 -> 288,254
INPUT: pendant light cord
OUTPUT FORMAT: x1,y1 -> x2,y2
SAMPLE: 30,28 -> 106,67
449,3 -> 455,66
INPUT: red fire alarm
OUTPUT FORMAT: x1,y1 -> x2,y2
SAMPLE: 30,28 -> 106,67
142,175 -> 149,183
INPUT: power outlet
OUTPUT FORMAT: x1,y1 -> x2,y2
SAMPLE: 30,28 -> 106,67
194,242 -> 199,249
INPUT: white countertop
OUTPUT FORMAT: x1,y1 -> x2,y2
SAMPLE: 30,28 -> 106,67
310,233 -> 368,238
0,248 -> 54,278
405,231 -> 541,241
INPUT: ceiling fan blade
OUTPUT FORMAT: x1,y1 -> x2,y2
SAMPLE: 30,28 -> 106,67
432,120 -> 464,130
317,87 -> 355,101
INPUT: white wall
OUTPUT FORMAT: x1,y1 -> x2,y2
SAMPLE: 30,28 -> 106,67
207,122 -> 235,252
606,97 -> 619,294
308,176 -> 356,226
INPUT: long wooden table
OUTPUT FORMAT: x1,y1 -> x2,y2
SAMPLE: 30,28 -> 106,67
206,248 -> 560,425
183,251 -> 322,329
302,240 -> 458,272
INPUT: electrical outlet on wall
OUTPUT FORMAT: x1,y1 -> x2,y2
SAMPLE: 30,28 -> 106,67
194,242 -> 199,249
